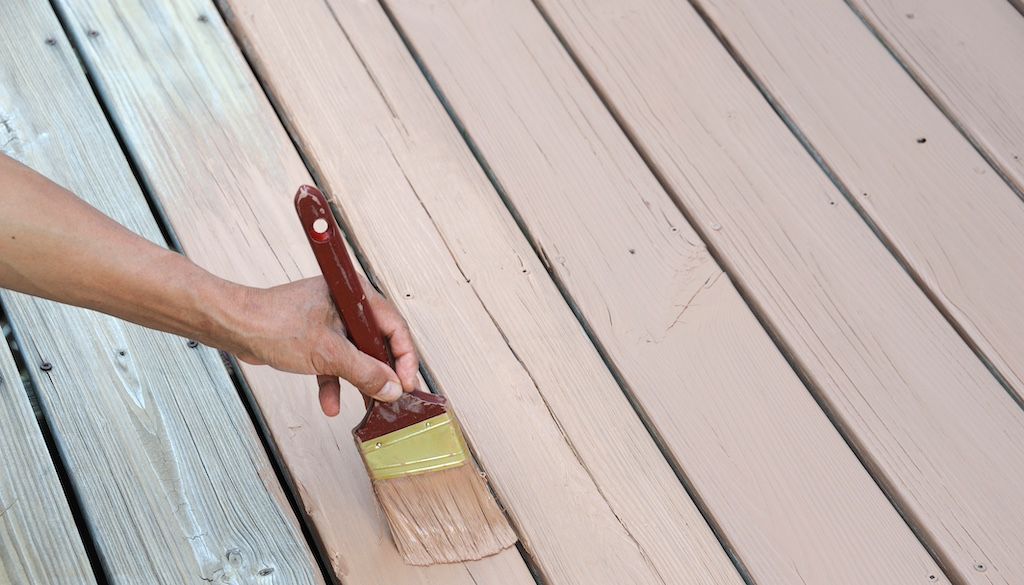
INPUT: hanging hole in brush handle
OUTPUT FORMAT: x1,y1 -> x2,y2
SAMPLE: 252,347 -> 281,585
294,185 -> 392,366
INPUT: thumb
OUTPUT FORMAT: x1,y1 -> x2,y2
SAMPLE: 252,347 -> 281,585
317,375 -> 342,417
325,337 -> 404,402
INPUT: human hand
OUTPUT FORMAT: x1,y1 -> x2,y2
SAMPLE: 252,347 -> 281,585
234,275 -> 420,416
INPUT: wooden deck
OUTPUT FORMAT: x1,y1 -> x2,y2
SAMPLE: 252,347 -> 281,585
1,0 -> 1022,583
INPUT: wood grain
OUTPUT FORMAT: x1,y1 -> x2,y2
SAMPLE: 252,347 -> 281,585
533,0 -> 1024,582
49,0 -> 535,583
0,334 -> 96,584
0,2 -> 321,583
848,0 -> 1024,195
698,0 -> 1024,461
382,1 -> 946,583
211,0 -> 751,582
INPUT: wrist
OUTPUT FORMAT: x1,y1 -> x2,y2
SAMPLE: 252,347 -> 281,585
190,274 -> 261,356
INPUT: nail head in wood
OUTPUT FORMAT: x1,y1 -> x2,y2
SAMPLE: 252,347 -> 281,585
187,340 -> 199,348
40,362 -> 52,372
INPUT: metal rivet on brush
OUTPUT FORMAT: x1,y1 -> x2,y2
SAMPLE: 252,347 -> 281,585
40,361 -> 52,372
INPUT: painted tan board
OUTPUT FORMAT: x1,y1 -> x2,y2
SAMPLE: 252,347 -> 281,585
0,2 -> 321,583
848,0 -> 1024,195
0,338 -> 96,584
698,0 -> 1024,460
50,1 -> 532,583
214,0 -> 748,582
382,1 -> 946,583
534,0 -> 1024,582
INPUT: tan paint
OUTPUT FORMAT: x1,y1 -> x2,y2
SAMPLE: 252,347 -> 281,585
535,0 -> 1024,582
704,0 -> 1024,400
384,0 -> 945,583
0,1 -> 320,583
849,0 -> 1024,195
212,0 -> 750,582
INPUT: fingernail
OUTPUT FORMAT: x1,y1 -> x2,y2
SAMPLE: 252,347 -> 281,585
374,381 -> 403,402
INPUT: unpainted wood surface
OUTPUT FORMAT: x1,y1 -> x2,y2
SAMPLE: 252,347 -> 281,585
848,0 -> 1024,196
52,0 -> 533,583
383,1 -> 945,584
215,0 -> 748,582
0,336 -> 96,584
699,0 -> 1024,448
0,2 -> 320,583
534,0 -> 1024,582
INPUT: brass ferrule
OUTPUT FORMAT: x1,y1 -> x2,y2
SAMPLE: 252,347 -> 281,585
358,412 -> 469,480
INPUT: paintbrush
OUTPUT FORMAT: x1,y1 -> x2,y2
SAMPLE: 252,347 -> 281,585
295,185 -> 517,565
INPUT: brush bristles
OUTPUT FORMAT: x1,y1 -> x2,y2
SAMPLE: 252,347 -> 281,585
373,464 -> 518,565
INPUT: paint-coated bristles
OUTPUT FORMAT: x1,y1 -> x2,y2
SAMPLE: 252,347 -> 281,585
373,464 -> 518,565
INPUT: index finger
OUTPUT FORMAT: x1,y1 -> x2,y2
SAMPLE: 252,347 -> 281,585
365,288 -> 420,392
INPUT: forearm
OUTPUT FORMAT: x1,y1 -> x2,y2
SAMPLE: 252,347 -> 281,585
0,154 -> 252,353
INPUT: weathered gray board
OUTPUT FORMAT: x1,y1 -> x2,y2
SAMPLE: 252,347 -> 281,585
0,2 -> 321,583
0,336 -> 97,584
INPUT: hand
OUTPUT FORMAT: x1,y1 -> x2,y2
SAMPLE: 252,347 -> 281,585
235,275 -> 420,416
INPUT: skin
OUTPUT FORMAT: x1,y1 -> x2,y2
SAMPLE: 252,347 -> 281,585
0,153 -> 419,416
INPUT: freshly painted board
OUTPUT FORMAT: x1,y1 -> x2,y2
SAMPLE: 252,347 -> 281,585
214,0 -> 747,583
533,0 -> 1024,582
0,337 -> 97,584
698,0 -> 1024,454
0,2 -> 320,583
49,1 -> 533,584
382,1 -> 945,583
848,0 -> 1024,195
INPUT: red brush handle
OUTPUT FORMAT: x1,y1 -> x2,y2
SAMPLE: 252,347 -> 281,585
294,185 -> 391,366
294,185 -> 448,440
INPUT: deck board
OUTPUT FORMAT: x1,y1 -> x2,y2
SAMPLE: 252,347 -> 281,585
696,0 -> 1024,470
0,2 -> 321,582
848,0 -> 1024,195
382,1 -> 946,583
532,0 -> 1024,582
0,336 -> 96,584
213,0 -> 746,582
